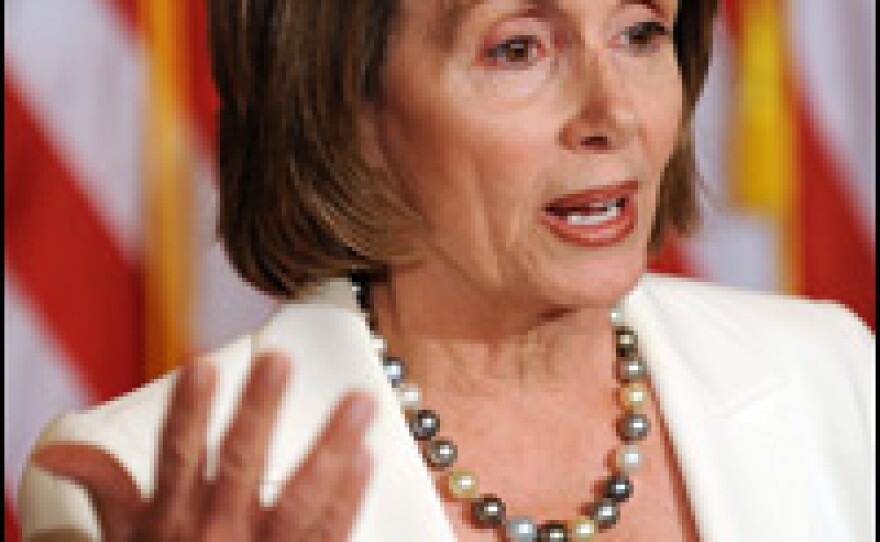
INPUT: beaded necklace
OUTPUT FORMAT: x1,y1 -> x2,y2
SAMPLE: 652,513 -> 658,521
351,275 -> 651,541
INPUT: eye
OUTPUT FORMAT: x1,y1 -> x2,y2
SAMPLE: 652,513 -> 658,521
615,21 -> 671,53
484,35 -> 546,69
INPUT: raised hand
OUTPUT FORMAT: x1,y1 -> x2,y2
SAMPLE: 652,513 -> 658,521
33,353 -> 376,542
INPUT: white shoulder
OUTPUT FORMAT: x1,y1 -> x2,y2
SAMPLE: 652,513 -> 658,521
17,334 -> 254,542
639,273 -> 874,340
637,273 -> 875,445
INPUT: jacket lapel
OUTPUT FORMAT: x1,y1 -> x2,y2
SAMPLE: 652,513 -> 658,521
249,279 -> 457,542
624,276 -> 816,541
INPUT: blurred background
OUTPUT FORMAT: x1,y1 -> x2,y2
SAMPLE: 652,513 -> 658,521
4,0 -> 875,537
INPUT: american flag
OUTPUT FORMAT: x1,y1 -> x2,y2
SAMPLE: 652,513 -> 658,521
4,0 -> 874,539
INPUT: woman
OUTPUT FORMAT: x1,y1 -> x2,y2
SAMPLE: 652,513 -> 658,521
19,0 -> 874,541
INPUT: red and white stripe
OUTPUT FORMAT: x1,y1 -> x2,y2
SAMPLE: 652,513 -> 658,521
4,2 -> 275,538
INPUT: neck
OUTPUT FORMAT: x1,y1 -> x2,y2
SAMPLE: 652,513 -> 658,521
368,266 -> 618,399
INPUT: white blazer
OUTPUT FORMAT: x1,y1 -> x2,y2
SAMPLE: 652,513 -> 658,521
18,274 -> 876,541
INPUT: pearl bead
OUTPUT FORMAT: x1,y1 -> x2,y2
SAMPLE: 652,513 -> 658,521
506,517 -> 538,541
536,521 -> 569,541
618,412 -> 650,442
614,444 -> 643,473
425,438 -> 457,469
352,281 -> 369,308
471,494 -> 506,527
448,470 -> 479,499
609,308 -> 625,326
382,356 -> 406,388
617,355 -> 648,383
396,382 -> 421,410
593,498 -> 619,530
603,474 -> 633,502
619,382 -> 649,410
569,516 -> 598,540
371,335 -> 387,354
408,409 -> 439,441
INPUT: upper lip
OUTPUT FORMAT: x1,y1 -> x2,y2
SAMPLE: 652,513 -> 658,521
544,179 -> 639,210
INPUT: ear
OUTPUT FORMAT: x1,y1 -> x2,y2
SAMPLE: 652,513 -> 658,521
357,102 -> 389,173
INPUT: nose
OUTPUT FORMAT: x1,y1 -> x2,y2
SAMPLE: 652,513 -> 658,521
561,49 -> 639,153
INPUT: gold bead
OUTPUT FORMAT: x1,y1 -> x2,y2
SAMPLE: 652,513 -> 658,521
447,469 -> 479,500
619,382 -> 649,411
570,515 -> 598,539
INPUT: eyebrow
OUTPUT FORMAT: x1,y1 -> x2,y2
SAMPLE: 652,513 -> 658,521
433,0 -> 559,49
433,0 -> 676,48
431,0 -> 485,49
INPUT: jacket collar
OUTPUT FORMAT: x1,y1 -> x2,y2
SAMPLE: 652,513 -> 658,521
251,278 -> 457,540
624,275 -> 812,542
249,275 -> 798,541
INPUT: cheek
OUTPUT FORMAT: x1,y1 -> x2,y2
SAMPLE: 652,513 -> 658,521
631,70 -> 684,211
440,117 -> 559,254
597,65 -> 680,250
380,85 -> 554,232
637,69 -> 684,174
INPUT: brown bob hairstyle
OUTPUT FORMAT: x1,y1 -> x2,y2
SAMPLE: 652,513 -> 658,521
209,0 -> 719,298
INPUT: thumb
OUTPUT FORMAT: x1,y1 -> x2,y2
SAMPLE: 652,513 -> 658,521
33,443 -> 145,541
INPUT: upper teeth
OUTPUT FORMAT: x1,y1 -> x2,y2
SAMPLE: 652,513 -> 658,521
563,198 -> 624,225
587,200 -> 615,211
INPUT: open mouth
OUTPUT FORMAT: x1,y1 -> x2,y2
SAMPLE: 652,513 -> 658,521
540,180 -> 639,248
544,196 -> 628,227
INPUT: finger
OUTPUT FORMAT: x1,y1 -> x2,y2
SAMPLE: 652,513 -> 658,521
207,352 -> 291,521
305,447 -> 373,541
265,446 -> 372,541
268,392 -> 375,533
151,359 -> 215,528
33,443 -> 144,541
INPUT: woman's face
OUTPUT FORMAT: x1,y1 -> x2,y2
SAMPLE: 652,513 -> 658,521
368,0 -> 683,310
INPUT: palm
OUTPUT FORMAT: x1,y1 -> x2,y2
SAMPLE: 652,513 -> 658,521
33,354 -> 375,542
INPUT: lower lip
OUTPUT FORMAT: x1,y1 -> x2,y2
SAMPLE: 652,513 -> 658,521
540,195 -> 637,249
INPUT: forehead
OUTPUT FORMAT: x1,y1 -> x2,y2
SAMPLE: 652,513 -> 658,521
419,0 -> 555,47
438,0 -> 680,15
422,0 -> 679,39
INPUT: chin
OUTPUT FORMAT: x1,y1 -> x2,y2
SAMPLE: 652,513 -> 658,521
533,246 -> 648,310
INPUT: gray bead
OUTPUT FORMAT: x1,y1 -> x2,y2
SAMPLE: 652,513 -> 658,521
617,355 -> 647,383
593,498 -> 619,530
426,438 -> 457,469
614,326 -> 638,356
536,521 -> 569,541
618,412 -> 650,442
506,517 -> 538,542
604,474 -> 633,502
382,356 -> 406,388
471,494 -> 506,527
408,409 -> 439,441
